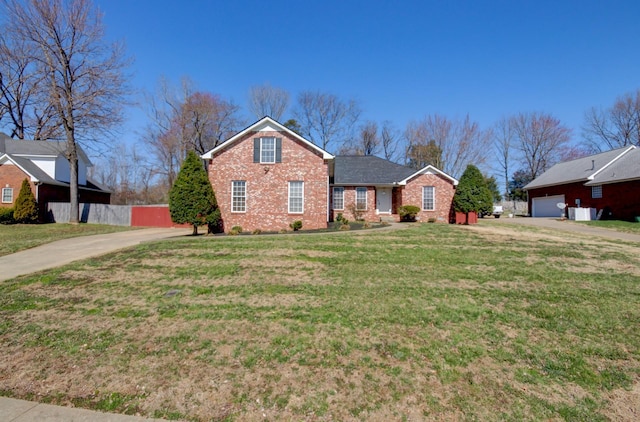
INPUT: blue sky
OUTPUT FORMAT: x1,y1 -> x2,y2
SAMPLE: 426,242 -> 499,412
97,0 -> 640,147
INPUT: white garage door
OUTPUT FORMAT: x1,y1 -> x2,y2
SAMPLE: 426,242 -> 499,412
532,195 -> 565,217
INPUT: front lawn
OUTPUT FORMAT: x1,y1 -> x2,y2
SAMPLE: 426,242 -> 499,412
0,223 -> 638,420
575,219 -> 640,234
0,223 -> 135,257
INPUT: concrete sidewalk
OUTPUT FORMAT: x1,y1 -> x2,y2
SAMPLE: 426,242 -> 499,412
0,227 -> 192,282
1,397 -> 165,421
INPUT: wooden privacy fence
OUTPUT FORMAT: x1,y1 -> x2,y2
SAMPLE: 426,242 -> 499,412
47,203 -> 188,228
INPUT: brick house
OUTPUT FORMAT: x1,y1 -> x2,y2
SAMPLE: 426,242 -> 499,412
202,117 -> 458,232
0,133 -> 110,221
330,155 -> 457,223
524,145 -> 640,220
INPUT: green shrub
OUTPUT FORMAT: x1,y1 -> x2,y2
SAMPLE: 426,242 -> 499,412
428,217 -> 437,223
339,223 -> 351,231
231,225 -> 243,234
336,213 -> 344,222
289,220 -> 303,231
13,179 -> 38,223
252,228 -> 262,235
0,207 -> 15,224
398,205 -> 420,222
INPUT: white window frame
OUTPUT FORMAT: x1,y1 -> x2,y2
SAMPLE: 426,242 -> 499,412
231,180 -> 246,213
260,137 -> 276,164
1,187 -> 13,204
333,187 -> 344,210
423,186 -> 435,211
592,185 -> 602,199
288,181 -> 304,214
356,187 -> 367,211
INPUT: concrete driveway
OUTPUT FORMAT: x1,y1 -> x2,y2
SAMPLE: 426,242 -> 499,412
485,217 -> 640,243
0,227 -> 192,282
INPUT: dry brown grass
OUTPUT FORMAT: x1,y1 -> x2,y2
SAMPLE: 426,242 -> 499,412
1,223 -> 639,421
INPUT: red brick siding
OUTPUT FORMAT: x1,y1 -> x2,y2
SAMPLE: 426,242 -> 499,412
401,173 -> 456,223
329,186 -> 377,222
209,131 -> 329,232
0,163 -> 35,208
528,180 -> 640,221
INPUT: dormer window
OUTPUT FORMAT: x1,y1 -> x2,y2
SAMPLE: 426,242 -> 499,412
253,137 -> 282,164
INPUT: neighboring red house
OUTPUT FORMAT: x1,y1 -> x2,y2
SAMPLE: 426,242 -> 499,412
0,133 -> 110,221
202,117 -> 458,232
524,145 -> 640,220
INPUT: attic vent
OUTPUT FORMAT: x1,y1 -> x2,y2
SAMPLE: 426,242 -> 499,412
591,160 -> 595,170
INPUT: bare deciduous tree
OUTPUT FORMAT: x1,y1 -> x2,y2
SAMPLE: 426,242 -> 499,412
4,0 -> 129,223
248,83 -> 289,120
492,117 -> 514,201
293,90 -> 361,152
404,114 -> 492,178
142,77 -> 243,193
511,112 -> 572,180
583,89 -> 640,152
341,121 -> 379,155
0,32 -> 59,140
380,120 -> 401,162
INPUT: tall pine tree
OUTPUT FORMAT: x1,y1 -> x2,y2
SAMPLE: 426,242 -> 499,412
453,164 -> 493,223
169,151 -> 220,235
13,179 -> 38,223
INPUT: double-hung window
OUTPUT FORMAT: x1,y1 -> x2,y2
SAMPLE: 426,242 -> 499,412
423,186 -> 435,210
289,181 -> 304,213
260,137 -> 276,163
592,185 -> 602,199
231,181 -> 246,212
333,187 -> 344,210
356,187 -> 367,210
1,187 -> 13,204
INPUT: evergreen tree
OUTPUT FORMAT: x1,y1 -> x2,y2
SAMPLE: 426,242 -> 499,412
169,151 -> 220,235
484,175 -> 503,202
453,164 -> 493,222
13,178 -> 38,223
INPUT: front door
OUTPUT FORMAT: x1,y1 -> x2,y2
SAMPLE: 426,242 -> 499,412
376,187 -> 392,214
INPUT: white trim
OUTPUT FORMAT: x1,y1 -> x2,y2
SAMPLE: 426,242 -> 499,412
0,154 -> 40,182
422,186 -> 435,211
1,187 -> 13,203
260,137 -> 276,164
231,180 -> 246,213
399,165 -> 458,186
201,116 -> 334,160
356,187 -> 367,211
587,145 -> 636,181
288,181 -> 304,214
332,186 -> 344,210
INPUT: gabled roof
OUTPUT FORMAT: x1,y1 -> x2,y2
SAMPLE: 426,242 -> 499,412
0,153 -> 60,185
0,134 -> 93,166
524,146 -> 636,190
333,155 -> 458,186
399,165 -> 459,186
585,147 -> 640,185
201,116 -> 334,160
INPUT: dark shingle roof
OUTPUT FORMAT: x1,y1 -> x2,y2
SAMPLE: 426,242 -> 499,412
333,155 -> 415,185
